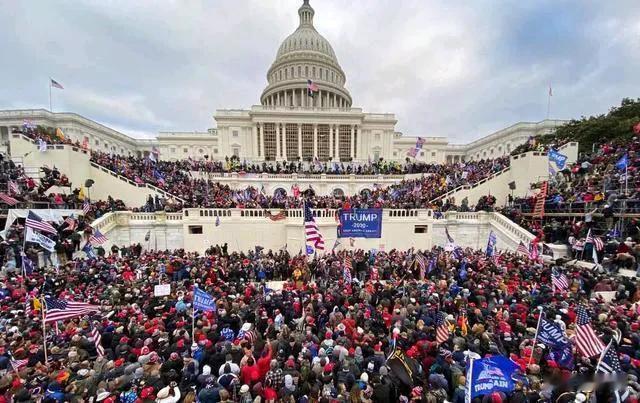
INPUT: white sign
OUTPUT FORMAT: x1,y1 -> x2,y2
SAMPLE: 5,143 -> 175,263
25,228 -> 56,252
154,284 -> 171,297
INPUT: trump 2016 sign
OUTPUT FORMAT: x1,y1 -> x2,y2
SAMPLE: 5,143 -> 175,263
338,209 -> 382,238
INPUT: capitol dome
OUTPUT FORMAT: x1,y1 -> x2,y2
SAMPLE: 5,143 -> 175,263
260,0 -> 352,109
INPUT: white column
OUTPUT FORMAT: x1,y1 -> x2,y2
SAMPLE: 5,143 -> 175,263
313,124 -> 318,159
276,92 -> 280,106
252,124 -> 258,159
297,124 -> 302,159
335,125 -> 340,161
275,123 -> 281,160
329,124 -> 333,159
350,125 -> 355,160
282,124 -> 288,160
259,123 -> 264,160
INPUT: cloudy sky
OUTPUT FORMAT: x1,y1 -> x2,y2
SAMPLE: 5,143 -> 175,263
1,0 -> 639,142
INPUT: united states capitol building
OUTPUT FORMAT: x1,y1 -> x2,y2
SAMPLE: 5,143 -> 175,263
0,0 -> 563,164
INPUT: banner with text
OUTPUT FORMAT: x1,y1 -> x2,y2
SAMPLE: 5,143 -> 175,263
338,209 -> 383,238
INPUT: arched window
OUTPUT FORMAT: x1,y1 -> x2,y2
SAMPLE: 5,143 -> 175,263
332,188 -> 345,198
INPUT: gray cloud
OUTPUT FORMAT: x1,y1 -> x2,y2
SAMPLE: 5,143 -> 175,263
0,0 -> 638,142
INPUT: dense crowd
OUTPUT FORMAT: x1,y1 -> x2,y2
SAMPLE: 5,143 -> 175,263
90,151 -> 509,210
0,238 -> 638,402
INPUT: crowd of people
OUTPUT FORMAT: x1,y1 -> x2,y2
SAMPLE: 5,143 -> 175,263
89,151 -> 509,210
0,238 -> 637,402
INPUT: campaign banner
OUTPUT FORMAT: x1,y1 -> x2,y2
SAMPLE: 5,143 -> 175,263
338,209 -> 382,238
537,317 -> 569,349
466,356 -> 520,402
193,287 -> 217,312
25,228 -> 56,252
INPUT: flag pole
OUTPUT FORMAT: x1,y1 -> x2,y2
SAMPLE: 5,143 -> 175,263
49,79 -> 52,112
41,297 -> 48,364
546,86 -> 552,120
192,300 -> 196,342
528,306 -> 544,367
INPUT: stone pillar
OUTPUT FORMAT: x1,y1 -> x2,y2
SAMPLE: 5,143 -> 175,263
313,124 -> 318,159
276,92 -> 280,107
275,123 -> 281,160
282,124 -> 287,160
259,123 -> 264,160
350,125 -> 355,160
297,124 -> 302,159
329,124 -> 333,158
335,125 -> 340,161
252,124 -> 258,159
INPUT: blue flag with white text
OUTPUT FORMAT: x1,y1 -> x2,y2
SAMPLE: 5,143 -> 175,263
466,356 -> 520,402
616,154 -> 629,170
193,287 -> 217,312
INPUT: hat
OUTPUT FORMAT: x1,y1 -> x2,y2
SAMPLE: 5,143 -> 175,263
96,389 -> 111,402
156,386 -> 171,399
240,384 -> 250,394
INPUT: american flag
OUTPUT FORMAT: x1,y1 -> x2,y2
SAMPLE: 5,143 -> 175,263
9,355 -> 29,371
44,297 -> 100,323
414,253 -> 427,278
594,237 -> 604,251
596,340 -> 630,402
307,79 -> 319,97
8,180 -> 19,195
516,241 -> 529,255
26,211 -> 57,234
435,311 -> 450,344
575,305 -> 605,357
89,229 -> 108,246
0,192 -> 18,206
585,229 -> 594,244
64,215 -> 77,231
50,78 -> 64,89
304,202 -> 324,250
82,200 -> 91,215
343,258 -> 352,284
89,324 -> 105,358
551,268 -> 569,293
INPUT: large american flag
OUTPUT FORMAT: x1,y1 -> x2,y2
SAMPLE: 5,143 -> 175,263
64,215 -> 77,231
0,192 -> 18,206
8,180 -> 19,195
82,200 -> 91,215
304,202 -> 324,250
43,297 -> 100,323
26,211 -> 57,234
435,311 -> 450,344
343,258 -> 352,284
89,229 -> 108,245
596,340 -> 630,402
516,241 -> 529,255
89,325 -> 105,358
414,253 -> 427,279
551,268 -> 569,293
575,305 -> 605,357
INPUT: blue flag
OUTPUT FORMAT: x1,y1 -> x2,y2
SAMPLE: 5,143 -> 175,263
193,287 -> 217,312
459,260 -> 467,280
616,154 -> 629,170
22,255 -> 34,276
485,231 -> 497,257
82,243 -> 96,259
466,356 -> 520,402
548,149 -> 568,170
547,345 -> 574,369
306,245 -> 314,255
537,317 -> 569,349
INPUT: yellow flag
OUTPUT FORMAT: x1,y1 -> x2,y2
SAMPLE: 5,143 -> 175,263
460,314 -> 468,336
56,128 -> 65,139
78,187 -> 86,201
33,298 -> 42,312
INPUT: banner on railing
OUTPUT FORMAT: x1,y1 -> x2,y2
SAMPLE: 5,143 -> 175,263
338,208 -> 382,238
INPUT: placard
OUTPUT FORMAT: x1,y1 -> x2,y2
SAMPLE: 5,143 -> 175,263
154,284 -> 171,297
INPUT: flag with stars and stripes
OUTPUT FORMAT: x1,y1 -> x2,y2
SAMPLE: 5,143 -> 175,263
9,356 -> 29,371
82,200 -> 91,215
26,210 -> 57,234
575,305 -> 605,358
0,192 -> 18,206
414,253 -> 427,279
551,268 -> 569,293
593,237 -> 604,251
89,324 -> 105,358
43,297 -> 100,323
63,214 -> 77,231
435,311 -> 450,344
304,202 -> 324,251
596,340 -> 630,402
516,241 -> 529,256
343,258 -> 353,284
89,229 -> 108,246
8,180 -> 19,195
